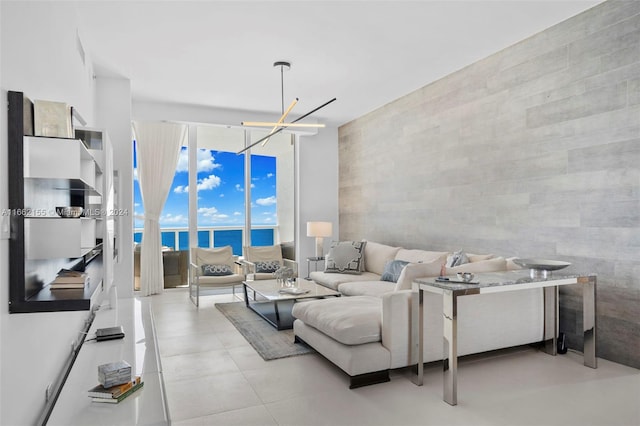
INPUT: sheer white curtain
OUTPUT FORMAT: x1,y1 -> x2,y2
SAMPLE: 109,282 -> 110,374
133,121 -> 187,296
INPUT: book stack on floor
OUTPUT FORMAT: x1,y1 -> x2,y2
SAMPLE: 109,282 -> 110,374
88,376 -> 143,404
89,361 -> 143,404
50,269 -> 89,290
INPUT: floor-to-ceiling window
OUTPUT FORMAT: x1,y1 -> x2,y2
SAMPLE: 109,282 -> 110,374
133,125 -> 295,289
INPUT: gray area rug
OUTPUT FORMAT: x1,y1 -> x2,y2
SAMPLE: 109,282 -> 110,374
215,302 -> 314,361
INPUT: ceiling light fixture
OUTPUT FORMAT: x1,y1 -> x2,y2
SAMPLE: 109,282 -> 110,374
237,61 -> 336,154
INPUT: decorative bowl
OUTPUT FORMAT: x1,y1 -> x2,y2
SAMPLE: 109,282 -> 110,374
513,259 -> 571,279
456,272 -> 474,282
56,206 -> 83,218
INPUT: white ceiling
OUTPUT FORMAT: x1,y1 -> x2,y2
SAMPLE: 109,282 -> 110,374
76,1 -> 602,127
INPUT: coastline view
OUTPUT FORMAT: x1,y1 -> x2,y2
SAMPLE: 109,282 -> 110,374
133,145 -> 277,254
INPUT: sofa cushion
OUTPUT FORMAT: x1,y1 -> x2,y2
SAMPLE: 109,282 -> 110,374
381,260 -> 409,283
468,253 -> 495,262
325,240 -> 366,274
394,259 -> 443,291
338,281 -> 396,297
506,257 -> 523,270
447,256 -> 507,274
292,296 -> 382,345
310,270 -> 381,291
363,241 -> 401,275
395,249 -> 449,264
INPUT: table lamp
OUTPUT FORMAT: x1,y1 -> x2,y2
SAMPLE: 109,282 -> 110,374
307,221 -> 332,258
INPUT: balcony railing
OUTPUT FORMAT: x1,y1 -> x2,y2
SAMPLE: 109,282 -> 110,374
133,225 -> 276,256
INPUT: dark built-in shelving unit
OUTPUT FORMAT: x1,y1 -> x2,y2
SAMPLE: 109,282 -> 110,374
8,91 -> 103,313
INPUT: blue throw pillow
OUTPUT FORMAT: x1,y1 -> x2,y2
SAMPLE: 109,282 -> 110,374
201,264 -> 233,276
381,260 -> 410,283
255,260 -> 281,273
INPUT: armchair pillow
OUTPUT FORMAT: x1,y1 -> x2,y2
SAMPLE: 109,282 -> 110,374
325,240 -> 366,274
201,264 -> 233,276
255,260 -> 281,273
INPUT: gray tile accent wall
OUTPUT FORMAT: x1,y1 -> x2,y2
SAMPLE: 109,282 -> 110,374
338,0 -> 640,368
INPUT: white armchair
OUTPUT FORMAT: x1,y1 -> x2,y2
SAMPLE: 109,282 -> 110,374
189,246 -> 245,307
242,245 -> 298,280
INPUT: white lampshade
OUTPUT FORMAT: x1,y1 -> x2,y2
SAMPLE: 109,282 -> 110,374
307,221 -> 332,237
307,221 -> 332,258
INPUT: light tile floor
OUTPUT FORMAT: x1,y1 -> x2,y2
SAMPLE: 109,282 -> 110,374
149,288 -> 640,426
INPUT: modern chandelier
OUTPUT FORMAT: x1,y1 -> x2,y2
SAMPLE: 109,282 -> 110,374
237,61 -> 336,154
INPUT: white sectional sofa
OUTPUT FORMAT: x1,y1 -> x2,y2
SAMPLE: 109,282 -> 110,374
292,241 -> 543,388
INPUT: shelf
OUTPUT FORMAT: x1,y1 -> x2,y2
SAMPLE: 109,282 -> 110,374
24,136 -> 99,189
25,218 -> 97,259
12,256 -> 103,313
24,177 -> 101,197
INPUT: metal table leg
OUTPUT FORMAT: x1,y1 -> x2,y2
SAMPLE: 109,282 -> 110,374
583,276 -> 597,368
443,289 -> 457,406
543,286 -> 558,355
412,288 -> 424,386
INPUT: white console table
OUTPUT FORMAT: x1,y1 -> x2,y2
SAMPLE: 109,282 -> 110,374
47,297 -> 169,425
411,271 -> 597,406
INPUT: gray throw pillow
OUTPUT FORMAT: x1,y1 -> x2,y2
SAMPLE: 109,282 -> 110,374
381,260 -> 410,283
201,264 -> 233,276
325,241 -> 366,274
255,260 -> 281,273
447,250 -> 469,267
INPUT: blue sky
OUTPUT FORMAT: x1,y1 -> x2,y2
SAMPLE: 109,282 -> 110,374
134,146 -> 276,228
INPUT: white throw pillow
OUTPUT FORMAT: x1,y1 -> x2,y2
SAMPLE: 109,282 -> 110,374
325,241 -> 366,274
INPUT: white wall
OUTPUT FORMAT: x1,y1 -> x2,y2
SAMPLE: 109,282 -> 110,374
95,78 -> 133,298
297,127 -> 340,269
0,3 -> 98,424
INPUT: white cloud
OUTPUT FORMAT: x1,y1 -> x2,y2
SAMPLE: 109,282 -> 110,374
176,148 -> 221,173
133,168 -> 138,181
267,173 -> 274,178
160,214 -> 187,225
197,207 -> 218,215
197,175 -> 221,191
256,196 -> 277,206
235,184 -> 243,192
233,211 -> 242,216
174,185 -> 187,194
197,206 -> 230,221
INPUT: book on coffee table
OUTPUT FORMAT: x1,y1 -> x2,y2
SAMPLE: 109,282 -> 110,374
278,287 -> 310,295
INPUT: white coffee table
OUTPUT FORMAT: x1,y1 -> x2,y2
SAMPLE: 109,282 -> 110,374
242,279 -> 340,330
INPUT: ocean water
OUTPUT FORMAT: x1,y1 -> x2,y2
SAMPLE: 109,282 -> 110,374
134,228 -> 274,256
